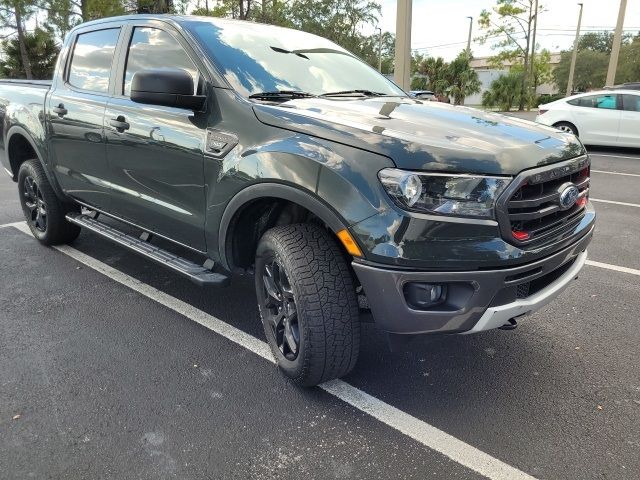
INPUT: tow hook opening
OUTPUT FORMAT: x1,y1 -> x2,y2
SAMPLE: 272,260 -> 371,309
499,318 -> 518,331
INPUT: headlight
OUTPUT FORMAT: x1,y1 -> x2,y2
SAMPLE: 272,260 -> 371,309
378,168 -> 511,219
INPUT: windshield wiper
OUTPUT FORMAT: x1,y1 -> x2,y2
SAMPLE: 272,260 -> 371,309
248,90 -> 317,101
319,89 -> 388,98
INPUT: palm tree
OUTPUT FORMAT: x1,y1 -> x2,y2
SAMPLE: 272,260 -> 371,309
417,56 -> 449,95
482,71 -> 524,111
445,52 -> 481,105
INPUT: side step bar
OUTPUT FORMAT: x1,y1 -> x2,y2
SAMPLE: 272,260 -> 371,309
66,213 -> 230,287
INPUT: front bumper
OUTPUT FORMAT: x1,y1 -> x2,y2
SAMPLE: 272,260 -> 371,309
352,225 -> 593,335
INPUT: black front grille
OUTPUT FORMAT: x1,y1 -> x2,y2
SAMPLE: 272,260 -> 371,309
500,156 -> 590,247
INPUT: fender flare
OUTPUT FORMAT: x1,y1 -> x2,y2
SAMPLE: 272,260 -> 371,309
6,126 -> 66,200
218,182 -> 349,269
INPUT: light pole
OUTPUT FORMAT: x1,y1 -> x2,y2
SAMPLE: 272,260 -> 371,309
394,0 -> 412,91
606,0 -> 628,87
376,27 -> 383,72
466,16 -> 473,55
566,3 -> 583,97
529,0 -> 538,98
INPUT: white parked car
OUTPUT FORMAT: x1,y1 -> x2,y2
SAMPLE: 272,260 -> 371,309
536,90 -> 640,148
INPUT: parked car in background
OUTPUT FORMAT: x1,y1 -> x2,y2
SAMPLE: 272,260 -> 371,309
537,90 -> 640,148
604,82 -> 640,91
409,90 -> 435,101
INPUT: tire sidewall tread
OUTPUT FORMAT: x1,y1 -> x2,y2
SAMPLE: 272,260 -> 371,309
255,223 -> 360,387
17,159 -> 80,245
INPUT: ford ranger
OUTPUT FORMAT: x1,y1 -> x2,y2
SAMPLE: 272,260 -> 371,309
0,15 -> 595,386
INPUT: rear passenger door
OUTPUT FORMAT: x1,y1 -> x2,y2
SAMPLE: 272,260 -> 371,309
104,22 -> 208,251
48,25 -> 123,211
618,93 -> 640,147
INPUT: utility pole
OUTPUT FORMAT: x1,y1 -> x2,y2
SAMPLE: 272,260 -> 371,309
606,0 -> 628,87
376,27 -> 383,72
466,16 -> 473,54
394,0 -> 412,91
529,0 -> 538,98
566,3 -> 583,97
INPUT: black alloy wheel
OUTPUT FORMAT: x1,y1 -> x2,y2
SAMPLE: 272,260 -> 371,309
23,175 -> 47,232
261,257 -> 300,360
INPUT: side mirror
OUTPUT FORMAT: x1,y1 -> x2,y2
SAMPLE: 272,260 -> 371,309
130,69 -> 206,111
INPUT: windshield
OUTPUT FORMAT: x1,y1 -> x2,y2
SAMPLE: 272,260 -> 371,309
185,18 -> 406,98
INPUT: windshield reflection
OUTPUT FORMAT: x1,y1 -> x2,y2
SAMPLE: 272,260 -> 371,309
186,18 -> 405,98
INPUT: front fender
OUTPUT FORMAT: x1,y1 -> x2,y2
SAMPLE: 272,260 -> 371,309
205,132 -> 394,264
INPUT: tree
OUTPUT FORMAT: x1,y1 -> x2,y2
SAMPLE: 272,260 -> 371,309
615,35 -> 640,84
415,56 -> 449,95
287,0 -> 380,59
578,31 -> 633,54
0,0 -> 36,79
553,49 -> 609,93
446,52 -> 481,105
45,0 -> 127,39
0,27 -> 59,79
478,0 -> 541,110
360,30 -> 394,74
46,0 -> 79,39
482,71 -> 524,111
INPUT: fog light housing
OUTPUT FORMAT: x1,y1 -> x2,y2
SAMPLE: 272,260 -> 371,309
404,282 -> 447,310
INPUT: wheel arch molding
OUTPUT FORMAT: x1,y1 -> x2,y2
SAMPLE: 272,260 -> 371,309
5,126 -> 67,201
217,182 -> 350,270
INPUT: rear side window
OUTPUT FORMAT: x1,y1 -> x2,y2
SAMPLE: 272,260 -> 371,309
123,27 -> 198,96
68,28 -> 120,93
622,94 -> 640,112
571,94 -> 618,109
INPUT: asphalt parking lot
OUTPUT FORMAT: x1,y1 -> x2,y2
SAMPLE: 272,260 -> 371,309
1,148 -> 639,480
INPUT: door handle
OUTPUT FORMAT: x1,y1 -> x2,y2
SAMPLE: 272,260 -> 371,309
52,103 -> 67,117
109,115 -> 130,132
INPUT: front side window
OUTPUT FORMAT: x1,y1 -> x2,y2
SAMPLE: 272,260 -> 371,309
123,27 -> 198,96
68,28 -> 120,93
622,94 -> 640,112
185,19 -> 405,98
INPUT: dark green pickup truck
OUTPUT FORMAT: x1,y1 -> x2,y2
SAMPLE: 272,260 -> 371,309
0,15 -> 595,386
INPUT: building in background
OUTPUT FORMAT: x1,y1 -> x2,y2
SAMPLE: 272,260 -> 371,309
465,52 -> 562,105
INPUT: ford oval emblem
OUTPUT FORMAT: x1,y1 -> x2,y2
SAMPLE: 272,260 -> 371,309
559,185 -> 580,210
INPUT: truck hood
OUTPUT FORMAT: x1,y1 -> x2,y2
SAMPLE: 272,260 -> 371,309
253,97 -> 586,176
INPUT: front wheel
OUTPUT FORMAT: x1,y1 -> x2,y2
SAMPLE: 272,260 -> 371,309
255,224 -> 360,386
18,159 -> 80,245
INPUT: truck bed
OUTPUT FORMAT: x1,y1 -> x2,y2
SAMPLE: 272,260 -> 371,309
0,79 -> 52,88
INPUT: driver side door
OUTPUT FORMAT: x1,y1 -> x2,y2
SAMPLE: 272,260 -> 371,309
104,22 -> 208,251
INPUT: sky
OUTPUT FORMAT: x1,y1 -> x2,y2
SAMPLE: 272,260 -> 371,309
375,0 -> 640,60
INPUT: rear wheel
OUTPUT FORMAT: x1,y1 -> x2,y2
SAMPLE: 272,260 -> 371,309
18,159 -> 80,245
255,224 -> 360,386
553,121 -> 578,136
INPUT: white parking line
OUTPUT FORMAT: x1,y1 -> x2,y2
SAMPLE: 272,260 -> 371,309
590,198 -> 640,208
0,221 -> 25,229
591,170 -> 640,178
5,221 -> 534,480
589,153 -> 640,160
586,260 -> 640,276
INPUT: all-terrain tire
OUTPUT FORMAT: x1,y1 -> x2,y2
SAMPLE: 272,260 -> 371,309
17,159 -> 80,245
255,224 -> 360,387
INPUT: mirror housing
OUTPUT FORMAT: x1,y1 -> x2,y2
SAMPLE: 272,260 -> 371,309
130,69 -> 206,111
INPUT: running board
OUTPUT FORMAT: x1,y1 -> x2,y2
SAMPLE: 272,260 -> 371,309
66,213 -> 230,287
